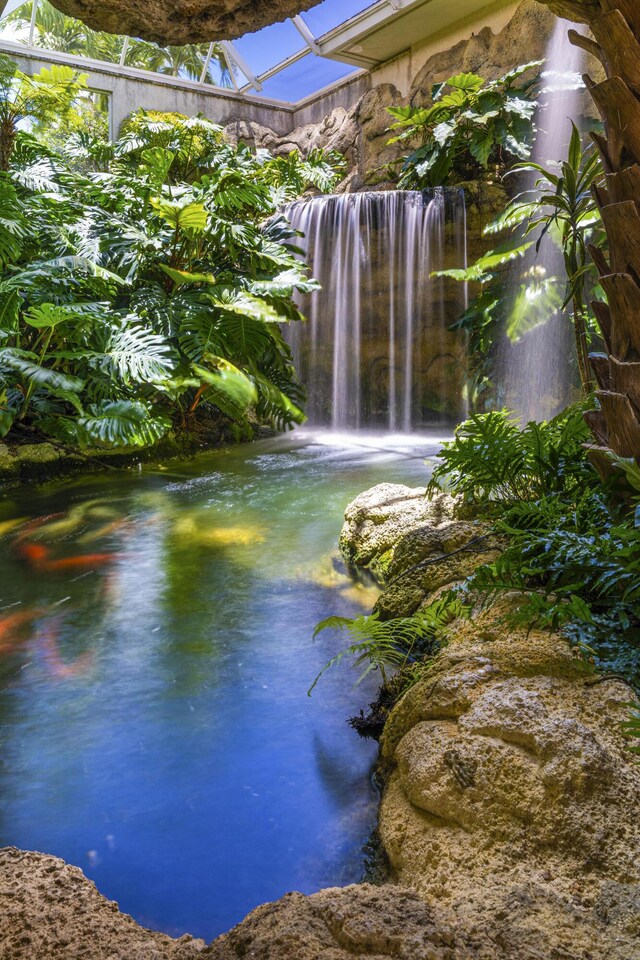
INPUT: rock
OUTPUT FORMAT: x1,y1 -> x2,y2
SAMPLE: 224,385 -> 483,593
0,442 -> 19,481
48,0 -> 320,45
339,483 -> 500,612
0,846 -> 206,959
206,883 -> 468,959
339,482 -> 429,577
13,442 -> 63,480
377,604 -> 640,960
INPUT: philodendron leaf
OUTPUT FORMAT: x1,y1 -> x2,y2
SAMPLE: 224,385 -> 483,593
0,404 -> 15,437
193,357 -> 257,415
151,199 -> 208,233
24,303 -> 75,329
159,265 -> 217,287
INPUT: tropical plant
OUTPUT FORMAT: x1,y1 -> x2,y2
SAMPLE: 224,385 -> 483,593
309,593 -> 467,693
0,53 -> 86,169
436,126 -> 605,407
426,403 -> 640,687
427,404 -> 595,504
386,64 -> 540,188
530,0 -> 640,460
487,124 -> 605,391
0,105 -> 344,449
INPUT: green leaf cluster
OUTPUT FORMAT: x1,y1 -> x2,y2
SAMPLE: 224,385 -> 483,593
0,87 -> 345,449
387,64 -> 540,188
309,593 -> 467,693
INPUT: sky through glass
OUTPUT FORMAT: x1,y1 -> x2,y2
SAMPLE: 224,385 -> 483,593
0,0 -> 373,103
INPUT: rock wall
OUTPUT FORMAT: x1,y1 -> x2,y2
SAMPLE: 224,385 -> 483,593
223,1 -> 558,192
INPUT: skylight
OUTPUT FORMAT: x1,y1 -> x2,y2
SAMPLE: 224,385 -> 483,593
0,0 -> 428,105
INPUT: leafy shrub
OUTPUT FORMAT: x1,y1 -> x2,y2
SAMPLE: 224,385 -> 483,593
427,405 -> 595,504
387,64 -> 540,188
429,410 -> 640,688
0,87 -> 344,449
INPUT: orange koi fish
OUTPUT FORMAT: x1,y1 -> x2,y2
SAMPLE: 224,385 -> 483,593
16,541 -> 116,572
16,542 -> 51,565
0,608 -> 40,654
40,553 -> 116,572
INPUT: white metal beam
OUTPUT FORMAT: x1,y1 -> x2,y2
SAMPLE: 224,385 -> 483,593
28,0 -> 38,46
221,39 -> 262,92
291,15 -> 320,55
199,41 -> 214,83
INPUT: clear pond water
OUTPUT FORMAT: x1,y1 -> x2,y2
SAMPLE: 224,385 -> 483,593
0,430 -> 446,940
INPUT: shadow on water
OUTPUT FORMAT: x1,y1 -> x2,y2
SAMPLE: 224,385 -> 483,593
0,428 -> 446,940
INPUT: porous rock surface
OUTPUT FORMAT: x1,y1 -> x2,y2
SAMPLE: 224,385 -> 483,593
48,0 -> 319,45
344,483 -> 640,959
339,483 -> 502,616
3,484 -> 639,959
0,846 -> 206,958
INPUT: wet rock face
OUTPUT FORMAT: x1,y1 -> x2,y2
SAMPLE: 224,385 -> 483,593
48,0 -> 319,45
339,483 -> 502,612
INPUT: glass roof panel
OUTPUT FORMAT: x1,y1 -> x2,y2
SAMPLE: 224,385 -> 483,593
258,54 -> 359,101
300,0 -> 378,38
232,20 -> 306,78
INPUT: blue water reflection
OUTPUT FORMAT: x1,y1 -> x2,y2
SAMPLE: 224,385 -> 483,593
0,430 -> 444,939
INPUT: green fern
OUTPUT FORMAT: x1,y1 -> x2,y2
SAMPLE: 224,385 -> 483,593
309,594 -> 467,694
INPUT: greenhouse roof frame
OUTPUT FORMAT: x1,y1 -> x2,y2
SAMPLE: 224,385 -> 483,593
0,0 -> 515,107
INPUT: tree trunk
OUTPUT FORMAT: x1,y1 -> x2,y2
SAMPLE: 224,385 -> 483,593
535,0 -> 640,459
0,115 -> 16,173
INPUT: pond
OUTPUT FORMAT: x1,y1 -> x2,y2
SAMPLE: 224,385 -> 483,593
0,429 -> 445,941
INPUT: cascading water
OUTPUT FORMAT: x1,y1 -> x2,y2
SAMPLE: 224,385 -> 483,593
497,19 -> 587,422
285,189 -> 468,431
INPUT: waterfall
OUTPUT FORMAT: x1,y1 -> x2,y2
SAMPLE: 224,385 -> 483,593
285,189 -> 468,431
496,19 -> 587,422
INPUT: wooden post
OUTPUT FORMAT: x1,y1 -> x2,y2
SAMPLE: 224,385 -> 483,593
535,0 -> 640,460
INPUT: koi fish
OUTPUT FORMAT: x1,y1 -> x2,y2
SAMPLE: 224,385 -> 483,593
16,542 -> 50,565
0,517 -> 26,538
0,608 -> 40,654
40,553 -> 116,572
16,541 -> 116,572
77,518 -> 129,545
13,513 -> 65,544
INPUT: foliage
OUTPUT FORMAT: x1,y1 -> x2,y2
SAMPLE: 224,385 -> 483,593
493,124 -> 606,389
438,125 -> 605,403
622,706 -> 640,756
428,407 -> 640,691
309,593 -> 467,693
427,405 -> 595,504
0,53 -> 86,170
387,64 -> 540,188
0,103 -> 344,449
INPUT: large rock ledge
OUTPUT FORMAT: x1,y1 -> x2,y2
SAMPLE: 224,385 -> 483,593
2,484 -> 639,958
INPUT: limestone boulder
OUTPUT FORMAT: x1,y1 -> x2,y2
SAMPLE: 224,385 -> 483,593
49,0 -> 319,45
339,483 -> 501,612
0,847 -> 206,959
377,606 -> 640,960
206,883 -> 469,959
